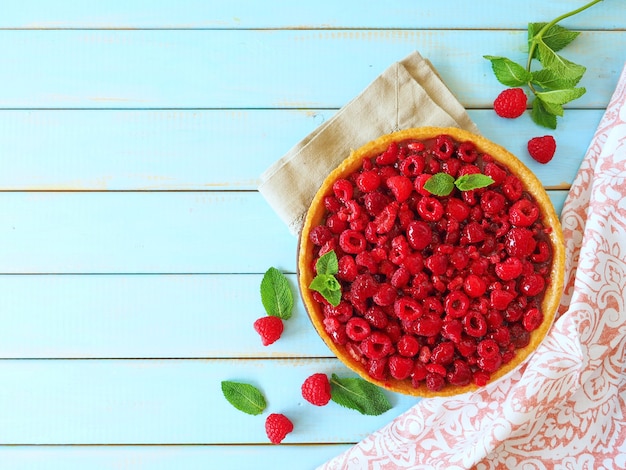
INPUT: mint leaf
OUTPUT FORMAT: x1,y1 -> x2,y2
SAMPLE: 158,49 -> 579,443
539,100 -> 564,117
486,1 -> 602,129
531,68 -> 578,90
536,43 -> 586,84
221,380 -> 267,415
260,267 -> 294,320
315,250 -> 339,275
531,97 -> 558,129
309,252 -> 342,307
309,273 -> 341,307
530,23 -> 580,53
330,374 -> 392,416
309,274 -> 340,294
423,172 -> 454,196
483,56 -> 532,87
454,174 -> 494,191
536,87 -> 586,105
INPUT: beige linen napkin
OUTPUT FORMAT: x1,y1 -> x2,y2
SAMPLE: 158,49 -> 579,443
258,51 -> 479,235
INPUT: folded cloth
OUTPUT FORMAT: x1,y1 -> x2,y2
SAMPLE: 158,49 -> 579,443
258,51 -> 479,235
319,63 -> 626,470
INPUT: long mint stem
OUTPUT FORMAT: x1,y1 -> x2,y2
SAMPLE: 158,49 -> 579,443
527,0 -> 603,72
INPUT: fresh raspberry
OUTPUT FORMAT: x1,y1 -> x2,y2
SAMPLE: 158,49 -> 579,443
417,197 -> 444,222
332,179 -> 353,202
394,297 -> 424,322
430,341 -> 455,365
374,201 -> 399,234
265,413 -> 294,444
425,372 -> 446,391
301,373 -> 332,406
505,228 -> 537,258
386,175 -> 413,202
399,155 -> 425,177
356,170 -> 381,193
433,134 -> 455,160
367,357 -> 389,380
493,88 -> 527,118
463,274 -> 487,298
364,192 -> 391,216
495,257 -> 524,280
523,307 -> 544,332
364,305 -> 389,329
397,334 -> 420,357
345,317 -> 371,341
444,290 -> 470,318
446,198 -> 470,221
360,331 -> 394,359
376,141 -> 400,165
413,315 -> 443,337
490,289 -> 516,310
388,355 -> 415,380
509,199 -> 539,227
447,359 -> 472,386
441,319 -> 463,343
406,220 -> 432,250
463,310 -> 488,337
337,255 -> 358,282
253,316 -> 284,346
339,229 -> 367,254
477,338 -> 501,359
457,141 -> 477,163
519,273 -> 546,297
527,135 -> 556,164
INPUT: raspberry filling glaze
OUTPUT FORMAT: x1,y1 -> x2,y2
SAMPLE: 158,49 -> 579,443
298,127 -> 565,397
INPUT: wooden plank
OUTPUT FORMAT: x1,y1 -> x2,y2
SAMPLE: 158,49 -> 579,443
0,358 -> 419,444
0,274 -> 332,359
0,445 -> 353,470
0,109 -> 600,191
0,30 -> 622,109
0,190 -> 568,275
1,0 -> 622,30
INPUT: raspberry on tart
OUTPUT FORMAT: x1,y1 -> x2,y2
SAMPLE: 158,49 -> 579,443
298,127 -> 565,397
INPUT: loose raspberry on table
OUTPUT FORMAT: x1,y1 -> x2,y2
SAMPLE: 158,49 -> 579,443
253,316 -> 284,346
493,88 -> 527,118
527,135 -> 556,164
265,413 -> 294,444
301,373 -> 332,406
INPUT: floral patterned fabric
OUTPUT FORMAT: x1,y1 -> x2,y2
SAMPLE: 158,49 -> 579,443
320,64 -> 626,470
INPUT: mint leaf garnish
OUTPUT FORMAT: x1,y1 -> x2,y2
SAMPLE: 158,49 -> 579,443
531,97 -> 558,130
315,250 -> 339,275
260,267 -> 294,320
309,250 -> 341,306
483,56 -> 532,87
423,172 -> 455,196
330,374 -> 392,416
221,380 -> 267,415
454,174 -> 494,191
423,172 -> 493,195
484,0 -> 602,128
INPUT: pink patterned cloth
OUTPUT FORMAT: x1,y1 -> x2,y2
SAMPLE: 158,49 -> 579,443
320,64 -> 626,470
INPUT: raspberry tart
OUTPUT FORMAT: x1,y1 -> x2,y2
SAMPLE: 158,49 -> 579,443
298,127 -> 565,397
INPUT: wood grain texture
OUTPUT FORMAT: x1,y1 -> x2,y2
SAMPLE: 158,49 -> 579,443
0,1 -> 623,467
0,358 -> 419,445
0,445 -> 353,470
0,30 -> 623,109
0,191 -> 567,274
0,109 -> 602,190
1,0 -> 622,30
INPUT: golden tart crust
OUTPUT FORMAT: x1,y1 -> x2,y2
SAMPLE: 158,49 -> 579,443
298,127 -> 565,397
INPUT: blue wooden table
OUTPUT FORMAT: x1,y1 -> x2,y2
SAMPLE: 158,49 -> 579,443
0,1 -> 624,468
